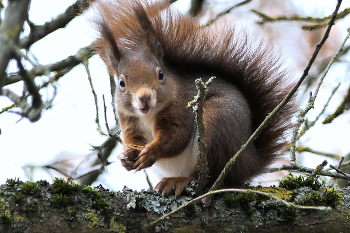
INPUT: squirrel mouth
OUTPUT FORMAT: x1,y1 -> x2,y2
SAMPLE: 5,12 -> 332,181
139,106 -> 150,114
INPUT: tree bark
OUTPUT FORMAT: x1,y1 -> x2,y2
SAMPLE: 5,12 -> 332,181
0,180 -> 349,233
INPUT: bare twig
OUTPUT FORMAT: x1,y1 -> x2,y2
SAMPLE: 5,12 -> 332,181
329,164 -> 350,179
205,0 -> 253,26
109,75 -> 119,128
290,22 -> 349,162
323,83 -> 350,124
0,104 -> 15,114
143,170 -> 153,190
79,137 -> 118,186
83,58 -> 104,135
298,83 -> 340,138
102,94 -> 111,134
296,147 -> 342,160
188,78 -> 214,194
2,89 -> 41,122
14,56 -> 42,109
337,157 -> 345,169
251,7 -> 350,30
340,160 -> 350,168
44,165 -> 70,178
269,163 -> 350,180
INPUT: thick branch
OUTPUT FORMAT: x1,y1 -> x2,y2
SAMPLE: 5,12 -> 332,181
0,181 -> 349,232
5,46 -> 93,86
0,0 -> 31,93
20,0 -> 91,49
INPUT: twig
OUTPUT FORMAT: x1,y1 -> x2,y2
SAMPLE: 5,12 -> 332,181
205,0 -> 253,26
109,75 -> 119,128
290,18 -> 348,162
0,104 -> 15,114
44,165 -> 70,178
269,163 -> 350,180
323,83 -> 350,124
298,83 -> 340,138
2,89 -> 42,122
102,94 -> 110,134
311,160 -> 328,176
143,170 -> 153,190
329,164 -> 350,179
83,58 -> 104,135
337,157 -> 344,169
79,137 -> 118,186
14,56 -> 42,109
251,7 -> 350,30
146,188 -> 331,230
340,159 -> 350,168
188,78 -> 214,194
296,147 -> 342,160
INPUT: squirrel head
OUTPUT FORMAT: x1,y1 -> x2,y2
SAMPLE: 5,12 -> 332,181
114,48 -> 173,117
89,0 -> 175,117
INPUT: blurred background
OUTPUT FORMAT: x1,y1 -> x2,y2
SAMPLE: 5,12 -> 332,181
0,0 -> 349,191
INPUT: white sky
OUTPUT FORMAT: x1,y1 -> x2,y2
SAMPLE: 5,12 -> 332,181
0,0 -> 349,190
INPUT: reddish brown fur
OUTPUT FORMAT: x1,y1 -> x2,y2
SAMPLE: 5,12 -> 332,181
89,0 -> 296,195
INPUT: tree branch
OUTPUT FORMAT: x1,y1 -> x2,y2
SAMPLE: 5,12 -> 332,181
5,45 -> 93,86
20,0 -> 91,50
251,7 -> 350,30
0,0 -> 31,93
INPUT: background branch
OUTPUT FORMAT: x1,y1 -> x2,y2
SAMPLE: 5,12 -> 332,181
5,45 -> 93,86
0,0 -> 31,93
20,0 -> 91,50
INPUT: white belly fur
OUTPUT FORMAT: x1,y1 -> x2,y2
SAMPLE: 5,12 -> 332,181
148,136 -> 197,179
137,113 -> 197,179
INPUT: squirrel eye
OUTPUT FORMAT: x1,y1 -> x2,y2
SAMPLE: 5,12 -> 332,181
119,78 -> 126,88
158,69 -> 164,81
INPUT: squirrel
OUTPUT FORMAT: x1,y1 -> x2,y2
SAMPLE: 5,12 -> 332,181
88,0 -> 296,197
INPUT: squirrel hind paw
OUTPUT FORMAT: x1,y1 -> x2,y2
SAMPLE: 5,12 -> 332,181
154,177 -> 192,198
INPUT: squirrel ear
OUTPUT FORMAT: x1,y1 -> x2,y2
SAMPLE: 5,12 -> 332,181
94,18 -> 121,74
146,36 -> 163,60
134,4 -> 163,60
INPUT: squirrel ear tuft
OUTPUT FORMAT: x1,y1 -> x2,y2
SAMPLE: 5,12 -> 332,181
134,3 -> 163,60
146,36 -> 163,60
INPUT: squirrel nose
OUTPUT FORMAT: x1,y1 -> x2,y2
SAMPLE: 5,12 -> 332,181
137,88 -> 152,102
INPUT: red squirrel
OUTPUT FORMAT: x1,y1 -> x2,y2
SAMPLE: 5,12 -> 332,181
89,0 -> 295,197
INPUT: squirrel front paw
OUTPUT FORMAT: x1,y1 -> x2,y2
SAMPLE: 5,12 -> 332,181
133,144 -> 159,171
118,145 -> 142,171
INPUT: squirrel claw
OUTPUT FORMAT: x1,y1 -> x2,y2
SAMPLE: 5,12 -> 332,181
117,153 -> 128,160
133,144 -> 157,170
154,177 -> 192,198
136,146 -> 149,160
